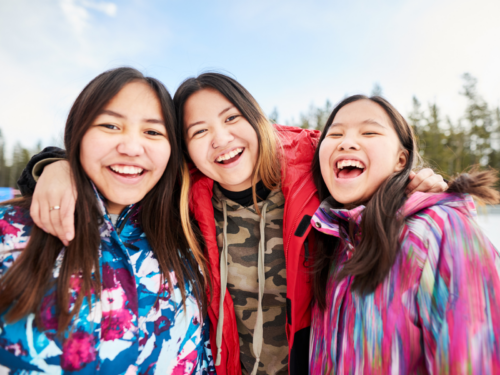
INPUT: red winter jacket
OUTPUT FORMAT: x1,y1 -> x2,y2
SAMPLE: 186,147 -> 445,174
189,125 -> 321,375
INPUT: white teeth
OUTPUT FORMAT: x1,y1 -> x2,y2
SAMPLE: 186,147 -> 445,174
110,165 -> 144,174
337,159 -> 365,170
216,148 -> 243,162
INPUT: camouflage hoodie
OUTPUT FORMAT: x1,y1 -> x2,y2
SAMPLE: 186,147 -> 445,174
212,184 -> 288,375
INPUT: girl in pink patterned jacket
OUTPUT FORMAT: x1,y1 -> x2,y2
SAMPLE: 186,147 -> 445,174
309,94 -> 500,374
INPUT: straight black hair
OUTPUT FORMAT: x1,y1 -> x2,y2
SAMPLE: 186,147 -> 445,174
0,67 -> 208,333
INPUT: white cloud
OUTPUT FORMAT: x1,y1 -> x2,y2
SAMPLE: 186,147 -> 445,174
59,0 -> 117,36
82,0 -> 117,17
59,0 -> 90,36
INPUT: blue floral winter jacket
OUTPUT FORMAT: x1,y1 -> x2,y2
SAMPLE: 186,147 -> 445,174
0,192 -> 215,374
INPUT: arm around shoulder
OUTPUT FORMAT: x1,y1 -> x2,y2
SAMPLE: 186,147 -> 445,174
17,146 -> 66,196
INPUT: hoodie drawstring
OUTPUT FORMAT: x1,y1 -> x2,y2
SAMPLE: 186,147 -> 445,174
251,202 -> 268,375
215,200 -> 229,366
215,200 -> 269,374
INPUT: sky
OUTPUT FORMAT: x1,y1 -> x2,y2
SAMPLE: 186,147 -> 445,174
1,0 -> 500,156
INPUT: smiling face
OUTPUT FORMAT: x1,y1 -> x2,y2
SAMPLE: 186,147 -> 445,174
319,99 -> 408,205
183,88 -> 259,191
80,81 -> 171,214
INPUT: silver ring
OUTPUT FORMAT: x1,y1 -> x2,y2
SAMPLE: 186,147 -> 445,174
49,206 -> 61,211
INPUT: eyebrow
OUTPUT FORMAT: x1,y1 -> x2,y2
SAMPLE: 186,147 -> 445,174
99,109 -> 124,118
218,106 -> 234,117
329,119 -> 387,129
98,109 -> 164,124
185,106 -> 235,133
362,119 -> 386,128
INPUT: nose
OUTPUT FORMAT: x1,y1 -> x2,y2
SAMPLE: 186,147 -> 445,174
337,135 -> 360,151
116,133 -> 145,156
212,124 -> 235,149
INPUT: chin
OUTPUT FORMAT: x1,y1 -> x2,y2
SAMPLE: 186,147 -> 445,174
333,194 -> 366,208
106,191 -> 146,206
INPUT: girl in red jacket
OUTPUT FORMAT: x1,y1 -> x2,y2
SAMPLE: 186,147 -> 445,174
23,73 -> 446,375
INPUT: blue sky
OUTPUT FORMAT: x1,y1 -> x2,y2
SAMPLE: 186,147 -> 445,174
1,0 -> 500,154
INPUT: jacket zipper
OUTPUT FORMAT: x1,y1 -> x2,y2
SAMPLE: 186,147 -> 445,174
116,205 -> 139,236
285,187 -> 317,261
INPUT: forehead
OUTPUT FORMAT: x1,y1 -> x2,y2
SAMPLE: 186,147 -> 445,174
106,81 -> 159,108
332,99 -> 392,127
184,88 -> 232,119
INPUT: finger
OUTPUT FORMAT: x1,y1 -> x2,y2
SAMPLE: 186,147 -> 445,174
408,170 -> 416,180
409,177 -> 435,195
50,204 -> 68,246
39,200 -> 57,237
30,199 -> 43,231
427,178 -> 448,193
60,191 -> 76,243
406,168 -> 432,193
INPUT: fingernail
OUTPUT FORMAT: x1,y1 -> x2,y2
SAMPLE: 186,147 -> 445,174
66,232 -> 73,241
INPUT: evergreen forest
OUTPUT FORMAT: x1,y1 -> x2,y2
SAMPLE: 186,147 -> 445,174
0,73 -> 499,189
280,73 -> 500,182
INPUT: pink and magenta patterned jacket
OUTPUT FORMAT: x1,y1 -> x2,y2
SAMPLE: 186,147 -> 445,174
309,192 -> 500,374
0,190 -> 215,375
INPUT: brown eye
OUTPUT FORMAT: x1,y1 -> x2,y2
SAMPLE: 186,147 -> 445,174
226,115 -> 239,122
193,129 -> 207,136
99,124 -> 119,130
145,130 -> 163,136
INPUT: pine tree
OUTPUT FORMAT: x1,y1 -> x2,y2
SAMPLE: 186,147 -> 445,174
9,142 -> 31,189
0,129 -> 10,187
268,107 -> 279,124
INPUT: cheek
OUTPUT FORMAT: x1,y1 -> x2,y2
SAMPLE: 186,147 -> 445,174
237,123 -> 259,159
365,143 -> 402,188
80,131 -> 108,177
150,141 -> 171,175
318,140 -> 335,176
186,139 -> 208,169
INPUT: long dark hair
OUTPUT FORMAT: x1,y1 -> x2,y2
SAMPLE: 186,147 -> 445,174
173,73 -> 281,211
311,95 -> 500,309
0,67 -> 207,334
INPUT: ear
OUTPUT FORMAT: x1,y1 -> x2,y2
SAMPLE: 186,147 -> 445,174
394,150 -> 408,172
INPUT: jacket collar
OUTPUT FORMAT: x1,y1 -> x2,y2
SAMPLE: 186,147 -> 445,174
311,191 -> 477,239
90,181 -> 137,237
311,196 -> 364,239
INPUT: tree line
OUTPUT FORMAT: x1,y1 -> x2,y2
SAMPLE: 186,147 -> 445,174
1,73 -> 499,188
0,130 -> 40,189
277,73 -> 500,183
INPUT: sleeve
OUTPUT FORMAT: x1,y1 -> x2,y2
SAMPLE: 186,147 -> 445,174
195,317 -> 216,375
17,147 -> 67,197
416,207 -> 500,373
0,206 -> 30,275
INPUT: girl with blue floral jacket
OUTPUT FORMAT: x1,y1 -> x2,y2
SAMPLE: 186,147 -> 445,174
0,67 -> 215,375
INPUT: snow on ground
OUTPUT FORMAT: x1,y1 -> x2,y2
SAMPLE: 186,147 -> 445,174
477,213 -> 500,249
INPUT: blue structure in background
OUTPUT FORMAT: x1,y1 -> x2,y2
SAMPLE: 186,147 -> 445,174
0,187 -> 14,202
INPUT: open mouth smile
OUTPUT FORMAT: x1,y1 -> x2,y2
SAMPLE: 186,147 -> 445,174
215,147 -> 244,164
108,164 -> 145,178
335,159 -> 366,179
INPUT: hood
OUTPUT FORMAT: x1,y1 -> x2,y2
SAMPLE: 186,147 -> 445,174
312,192 -> 478,239
402,191 -> 477,220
